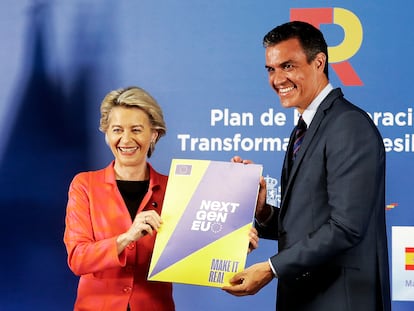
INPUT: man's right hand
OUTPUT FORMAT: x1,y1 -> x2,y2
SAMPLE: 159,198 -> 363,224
231,156 -> 269,223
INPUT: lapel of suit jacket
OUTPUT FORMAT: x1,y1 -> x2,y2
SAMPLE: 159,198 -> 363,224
281,127 -> 296,192
280,88 -> 342,214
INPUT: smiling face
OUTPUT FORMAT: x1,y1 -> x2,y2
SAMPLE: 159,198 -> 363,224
265,38 -> 328,114
105,106 -> 157,175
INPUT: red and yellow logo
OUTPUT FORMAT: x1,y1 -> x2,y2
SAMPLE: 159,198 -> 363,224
405,247 -> 414,270
291,8 -> 363,86
386,203 -> 398,211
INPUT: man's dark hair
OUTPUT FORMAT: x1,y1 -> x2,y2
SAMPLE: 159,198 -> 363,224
263,21 -> 329,78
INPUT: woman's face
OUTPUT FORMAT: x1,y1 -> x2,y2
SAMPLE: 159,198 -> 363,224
105,106 -> 157,168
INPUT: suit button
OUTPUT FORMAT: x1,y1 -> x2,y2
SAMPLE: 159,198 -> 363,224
123,286 -> 132,293
127,243 -> 135,250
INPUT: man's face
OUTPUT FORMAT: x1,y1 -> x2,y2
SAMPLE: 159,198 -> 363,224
265,38 -> 326,114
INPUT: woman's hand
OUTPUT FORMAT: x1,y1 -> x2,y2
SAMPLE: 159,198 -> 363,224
116,210 -> 162,254
130,210 -> 163,238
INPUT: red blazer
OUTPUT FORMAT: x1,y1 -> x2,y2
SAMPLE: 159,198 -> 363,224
64,161 -> 175,311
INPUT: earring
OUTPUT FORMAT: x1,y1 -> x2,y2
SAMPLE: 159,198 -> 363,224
148,141 -> 155,157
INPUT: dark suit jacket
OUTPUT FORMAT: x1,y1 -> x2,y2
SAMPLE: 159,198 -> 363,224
258,88 -> 391,311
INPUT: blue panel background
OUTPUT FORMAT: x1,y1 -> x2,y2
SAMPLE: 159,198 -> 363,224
0,1 -> 412,310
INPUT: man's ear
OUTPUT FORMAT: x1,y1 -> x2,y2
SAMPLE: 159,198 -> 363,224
314,52 -> 327,72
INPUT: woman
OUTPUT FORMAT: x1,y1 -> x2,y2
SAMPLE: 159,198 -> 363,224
64,86 -> 175,310
64,86 -> 259,311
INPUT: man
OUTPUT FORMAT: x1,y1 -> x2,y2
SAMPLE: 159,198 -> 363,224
223,21 -> 391,311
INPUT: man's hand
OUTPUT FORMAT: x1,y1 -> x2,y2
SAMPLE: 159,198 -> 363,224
231,155 -> 253,164
222,262 -> 274,296
248,226 -> 259,253
231,156 -> 269,223
255,176 -> 269,221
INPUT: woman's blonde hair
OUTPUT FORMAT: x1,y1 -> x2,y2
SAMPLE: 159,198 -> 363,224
99,86 -> 166,157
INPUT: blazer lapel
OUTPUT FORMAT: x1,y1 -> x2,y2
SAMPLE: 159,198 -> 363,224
281,128 -> 296,192
280,88 -> 341,214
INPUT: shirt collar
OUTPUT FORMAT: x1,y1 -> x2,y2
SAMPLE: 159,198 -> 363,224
301,83 -> 333,127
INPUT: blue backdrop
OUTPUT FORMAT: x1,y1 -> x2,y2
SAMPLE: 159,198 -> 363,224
0,1 -> 413,310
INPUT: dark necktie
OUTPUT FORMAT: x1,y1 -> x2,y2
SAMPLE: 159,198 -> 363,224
292,116 -> 307,161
